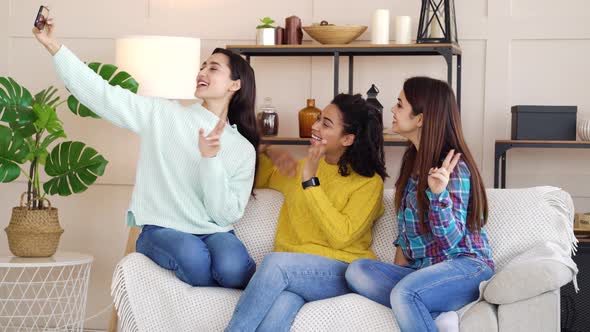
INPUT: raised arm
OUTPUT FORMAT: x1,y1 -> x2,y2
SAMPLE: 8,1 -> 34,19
34,18 -> 157,133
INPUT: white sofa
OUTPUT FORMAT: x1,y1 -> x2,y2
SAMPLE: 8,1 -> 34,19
111,187 -> 578,332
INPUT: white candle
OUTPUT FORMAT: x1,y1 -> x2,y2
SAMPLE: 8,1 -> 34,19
395,16 -> 412,44
371,9 -> 390,44
429,7 -> 445,38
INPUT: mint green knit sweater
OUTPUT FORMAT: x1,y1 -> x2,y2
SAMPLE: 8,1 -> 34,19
53,46 -> 255,234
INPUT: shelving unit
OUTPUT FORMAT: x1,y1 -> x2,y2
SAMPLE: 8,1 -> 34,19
226,43 -> 462,146
494,140 -> 590,188
260,136 -> 409,147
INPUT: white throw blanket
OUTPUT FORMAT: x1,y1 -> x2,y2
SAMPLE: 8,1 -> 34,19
501,241 -> 578,291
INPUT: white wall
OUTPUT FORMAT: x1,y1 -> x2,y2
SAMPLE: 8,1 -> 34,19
1,0 -> 589,329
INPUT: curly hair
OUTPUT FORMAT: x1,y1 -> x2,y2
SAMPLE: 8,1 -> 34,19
331,93 -> 388,180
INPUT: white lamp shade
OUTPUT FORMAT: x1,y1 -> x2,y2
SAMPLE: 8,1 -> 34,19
115,36 -> 201,99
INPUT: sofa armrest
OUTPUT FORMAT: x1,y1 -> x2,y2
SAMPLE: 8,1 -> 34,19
497,289 -> 560,332
460,301 -> 498,332
483,259 -> 573,305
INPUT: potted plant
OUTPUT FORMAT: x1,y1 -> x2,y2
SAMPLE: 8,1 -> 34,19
0,63 -> 138,257
256,17 -> 276,46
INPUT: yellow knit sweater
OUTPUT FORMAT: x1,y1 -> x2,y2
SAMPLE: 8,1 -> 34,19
256,154 -> 384,263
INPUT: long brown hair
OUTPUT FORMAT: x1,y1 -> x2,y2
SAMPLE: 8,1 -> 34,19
394,77 -> 488,232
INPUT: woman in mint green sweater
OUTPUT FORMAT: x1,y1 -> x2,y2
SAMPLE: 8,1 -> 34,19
33,19 -> 259,288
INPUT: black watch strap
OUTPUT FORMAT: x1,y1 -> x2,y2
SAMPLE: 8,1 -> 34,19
301,177 -> 320,189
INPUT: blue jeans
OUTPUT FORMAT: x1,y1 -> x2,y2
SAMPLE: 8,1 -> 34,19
225,252 -> 350,332
136,225 -> 256,288
345,256 -> 493,332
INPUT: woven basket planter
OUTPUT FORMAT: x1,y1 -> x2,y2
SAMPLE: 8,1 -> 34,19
5,193 -> 64,257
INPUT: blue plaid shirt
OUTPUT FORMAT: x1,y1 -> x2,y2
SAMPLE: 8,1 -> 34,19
394,160 -> 494,270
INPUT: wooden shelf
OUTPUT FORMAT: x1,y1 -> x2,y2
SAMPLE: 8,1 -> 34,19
496,140 -> 590,145
226,43 -> 461,57
261,136 -> 409,147
227,43 -> 460,49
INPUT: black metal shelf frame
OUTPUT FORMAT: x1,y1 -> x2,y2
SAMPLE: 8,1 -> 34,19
260,138 -> 410,147
227,44 -> 462,109
494,141 -> 590,188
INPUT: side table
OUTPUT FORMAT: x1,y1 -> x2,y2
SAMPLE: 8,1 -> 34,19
0,252 -> 93,331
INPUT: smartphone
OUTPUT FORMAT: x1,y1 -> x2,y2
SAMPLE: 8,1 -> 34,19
34,6 -> 49,30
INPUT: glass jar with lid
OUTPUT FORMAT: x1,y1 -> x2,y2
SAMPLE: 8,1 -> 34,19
259,97 -> 279,136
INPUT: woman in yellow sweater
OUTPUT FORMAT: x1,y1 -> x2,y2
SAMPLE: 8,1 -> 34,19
225,94 -> 387,332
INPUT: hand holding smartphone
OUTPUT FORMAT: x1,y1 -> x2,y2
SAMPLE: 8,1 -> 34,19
34,6 -> 49,30
32,6 -> 60,55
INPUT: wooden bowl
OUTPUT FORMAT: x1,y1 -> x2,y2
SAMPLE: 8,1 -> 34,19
302,25 -> 367,44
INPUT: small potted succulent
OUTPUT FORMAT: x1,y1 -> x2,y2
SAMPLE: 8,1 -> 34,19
0,64 -> 138,257
256,17 -> 276,46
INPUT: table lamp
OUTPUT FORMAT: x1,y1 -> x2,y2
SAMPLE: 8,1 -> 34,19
115,36 -> 201,99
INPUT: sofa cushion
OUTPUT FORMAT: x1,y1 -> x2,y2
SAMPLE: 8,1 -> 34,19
233,189 -> 284,265
371,190 -> 397,263
292,294 -> 398,331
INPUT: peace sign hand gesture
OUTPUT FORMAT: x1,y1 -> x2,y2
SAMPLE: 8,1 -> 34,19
428,149 -> 461,195
199,116 -> 226,158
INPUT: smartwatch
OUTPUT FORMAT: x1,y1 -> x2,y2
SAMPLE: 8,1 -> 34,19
301,177 -> 320,189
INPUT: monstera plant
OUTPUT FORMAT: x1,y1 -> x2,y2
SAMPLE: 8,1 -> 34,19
0,63 -> 138,257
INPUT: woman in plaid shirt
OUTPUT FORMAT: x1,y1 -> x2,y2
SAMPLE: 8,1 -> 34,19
346,77 -> 494,332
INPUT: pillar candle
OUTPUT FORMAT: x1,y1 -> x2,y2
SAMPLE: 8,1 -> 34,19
371,9 -> 390,44
395,16 -> 412,44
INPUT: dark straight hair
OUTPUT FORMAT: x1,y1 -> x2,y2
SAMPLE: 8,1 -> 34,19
212,48 -> 259,194
394,76 -> 488,233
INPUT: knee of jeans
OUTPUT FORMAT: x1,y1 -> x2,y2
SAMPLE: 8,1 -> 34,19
214,257 -> 256,288
260,252 -> 289,271
177,254 -> 214,286
345,259 -> 375,294
169,242 -> 211,278
390,281 -> 417,309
